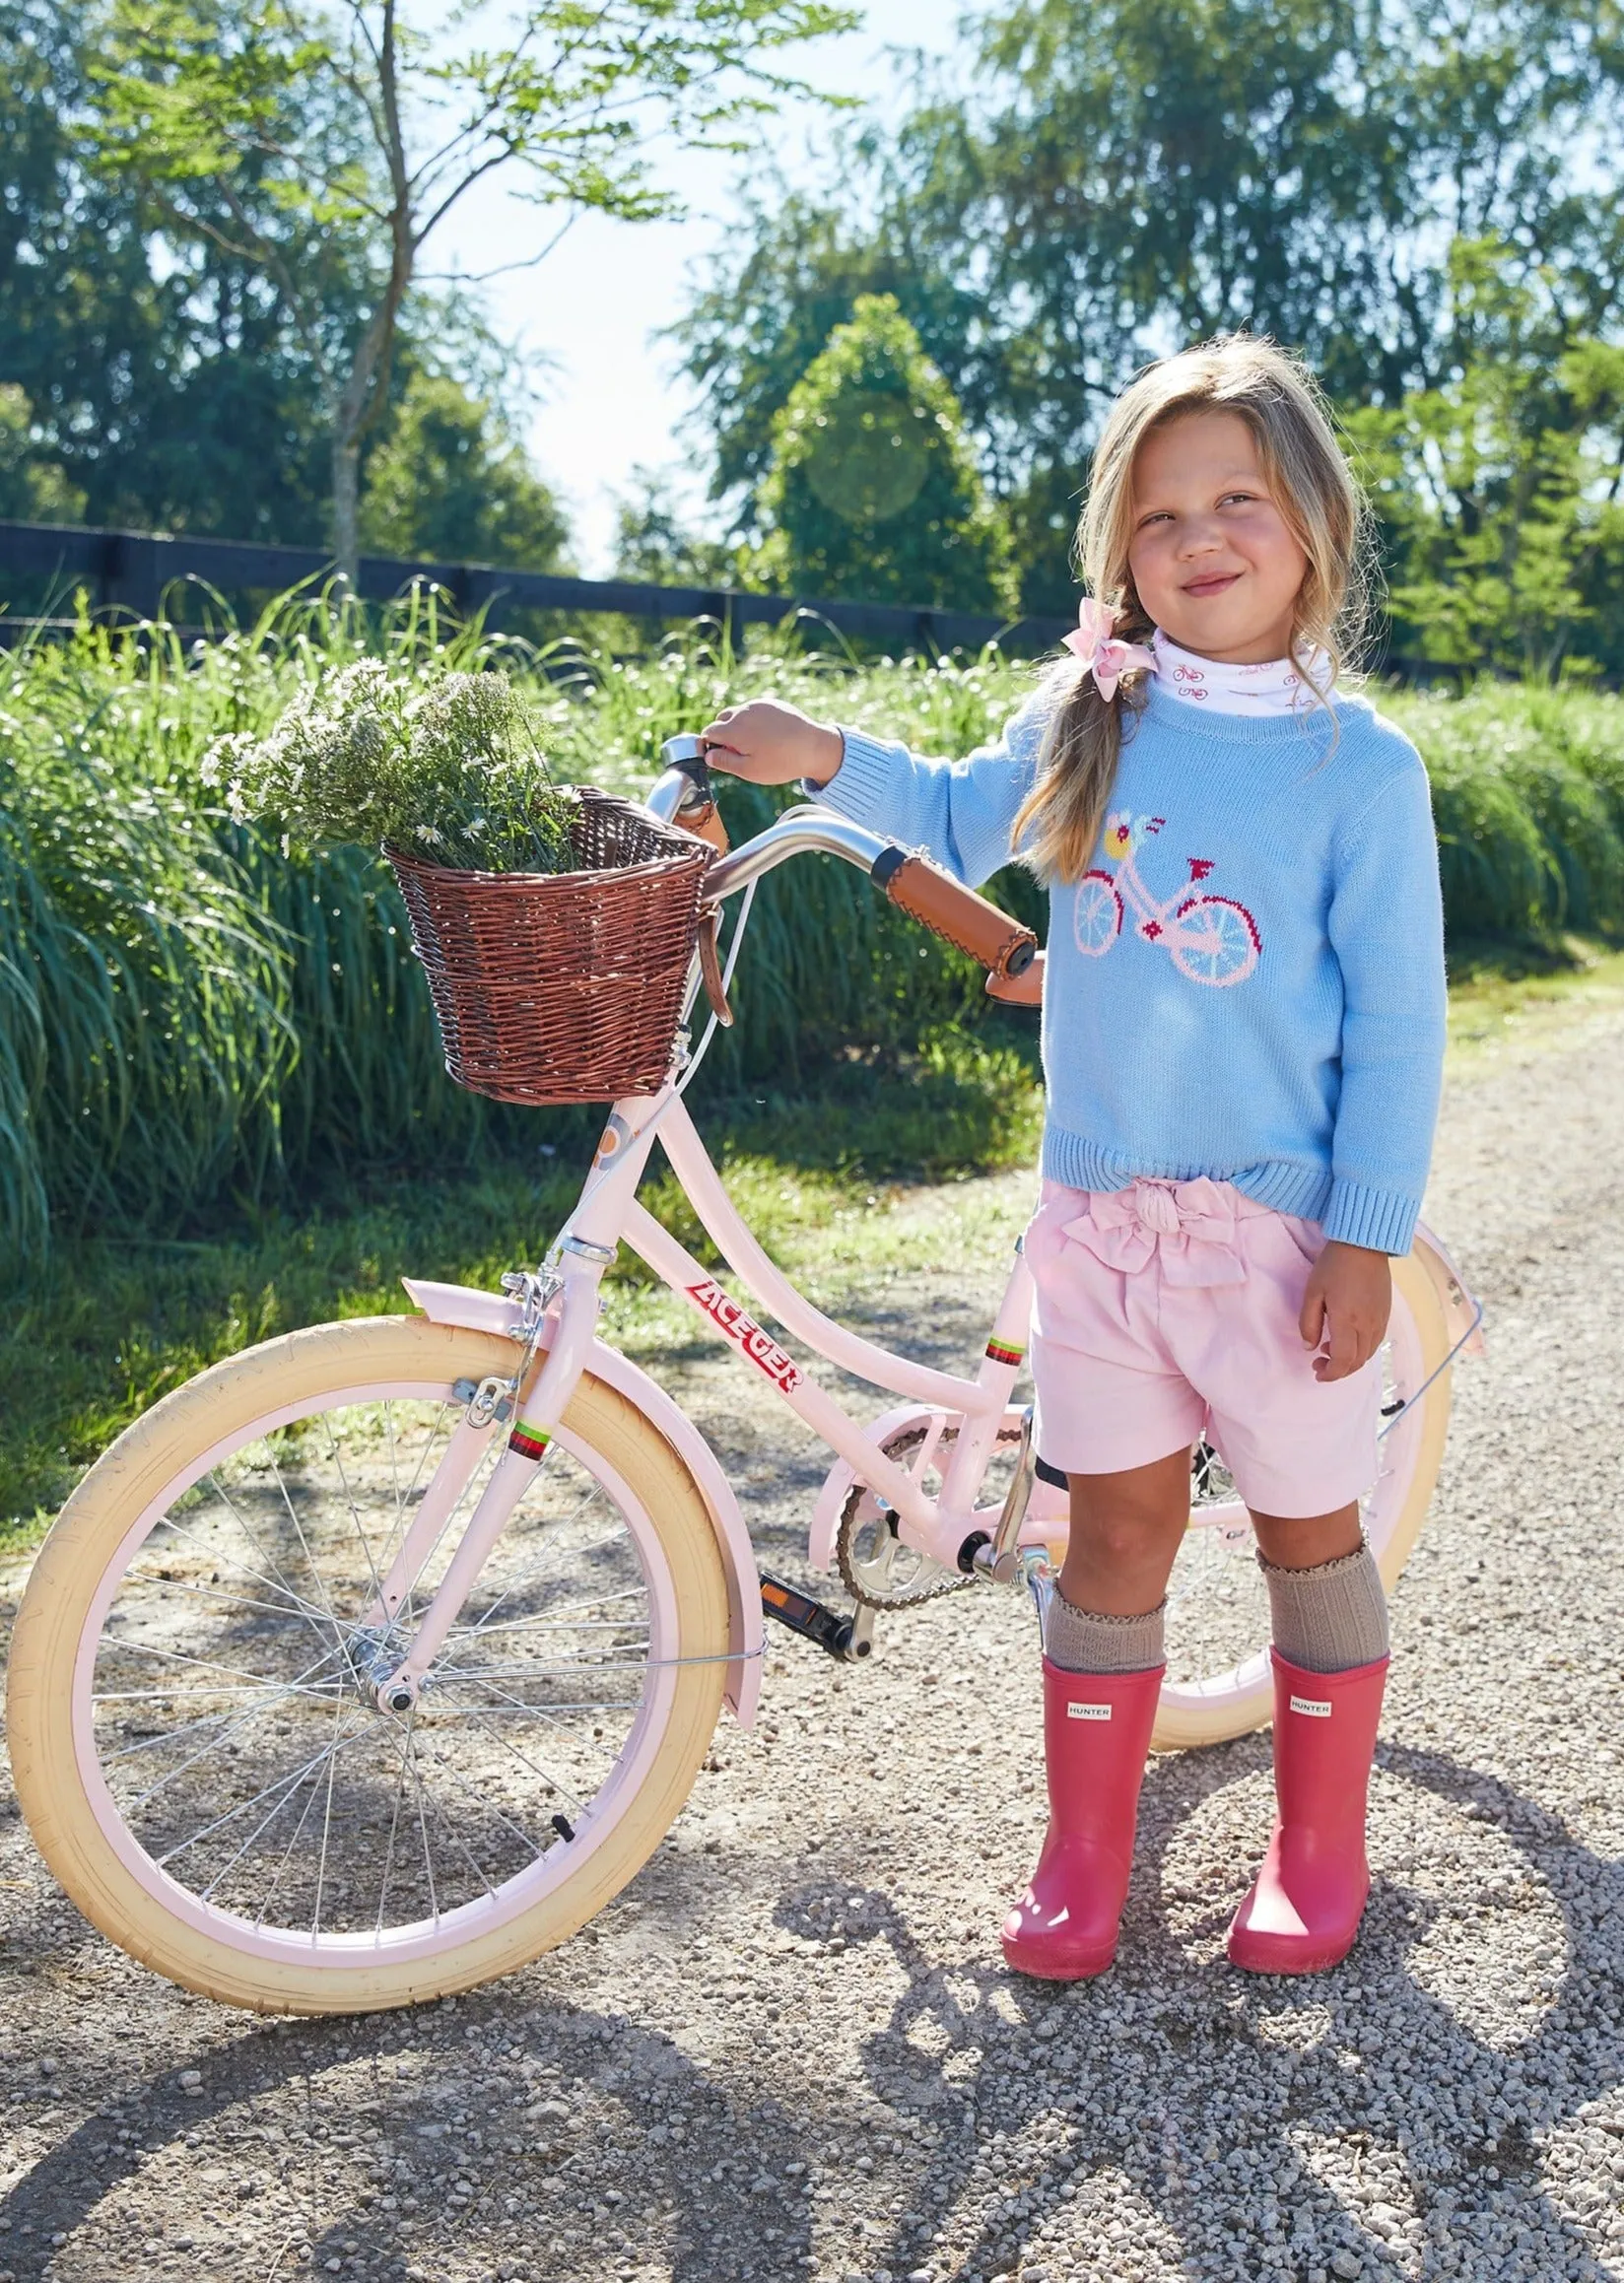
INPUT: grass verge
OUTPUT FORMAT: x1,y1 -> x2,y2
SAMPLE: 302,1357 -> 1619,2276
0,1035 -> 1041,1547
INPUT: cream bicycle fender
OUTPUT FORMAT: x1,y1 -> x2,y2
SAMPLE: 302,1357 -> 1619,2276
1411,1220 -> 1487,1357
404,1279 -> 763,1727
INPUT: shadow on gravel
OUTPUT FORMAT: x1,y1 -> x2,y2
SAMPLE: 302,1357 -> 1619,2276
772,1738 -> 1623,2283
0,1995 -> 816,2283
2,1744 -> 1617,2283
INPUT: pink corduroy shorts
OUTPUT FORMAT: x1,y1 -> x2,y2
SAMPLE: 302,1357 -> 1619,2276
1026,1176 -> 1382,1516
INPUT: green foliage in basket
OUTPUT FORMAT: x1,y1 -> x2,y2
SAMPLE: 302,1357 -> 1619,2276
204,658 -> 575,874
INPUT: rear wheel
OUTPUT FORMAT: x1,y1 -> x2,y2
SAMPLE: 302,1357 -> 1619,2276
1151,1243 -> 1455,1748
7,1315 -> 729,2013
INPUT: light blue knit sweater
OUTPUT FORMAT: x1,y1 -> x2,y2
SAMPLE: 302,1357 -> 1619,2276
824,677 -> 1447,1254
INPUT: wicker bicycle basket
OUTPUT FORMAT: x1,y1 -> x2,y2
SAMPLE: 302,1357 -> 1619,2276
386,788 -> 714,1106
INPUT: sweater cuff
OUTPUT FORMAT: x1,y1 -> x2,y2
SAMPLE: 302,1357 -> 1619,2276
1320,1177 -> 1419,1256
812,728 -> 902,830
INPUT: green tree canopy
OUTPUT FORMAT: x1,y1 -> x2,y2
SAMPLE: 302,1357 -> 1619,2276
0,0 -> 346,544
679,0 -> 1624,614
759,294 -> 1018,614
1348,243 -> 1624,680
87,0 -> 858,575
359,373 -> 571,571
612,465 -> 743,586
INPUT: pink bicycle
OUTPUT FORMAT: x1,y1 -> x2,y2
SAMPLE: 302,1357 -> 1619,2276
1076,810 -> 1261,986
7,744 -> 1480,2014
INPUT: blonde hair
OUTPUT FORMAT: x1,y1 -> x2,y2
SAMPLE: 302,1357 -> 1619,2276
1012,335 -> 1374,883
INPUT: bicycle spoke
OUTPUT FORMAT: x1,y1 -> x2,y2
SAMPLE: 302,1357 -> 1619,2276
150,1504 -> 335,1636
411,1746 -> 500,1904
253,1744 -> 343,1928
459,1488 -> 611,1636
126,1649 -> 346,1808
311,1685 -> 346,1937
206,1734 -> 341,1909
320,1417 -> 387,1609
192,1478 -> 336,1631
429,1696 -> 643,1717
85,1379 -> 662,1950
413,1732 -> 547,1875
155,1721 -> 372,1868
98,1637 -> 320,1692
125,1571 -> 343,1630
435,1667 -> 642,1729
103,1669 -> 344,1766
270,1451 -> 345,1631
406,1717 -> 440,1927
444,1584 -> 645,1645
375,1715 -> 415,1935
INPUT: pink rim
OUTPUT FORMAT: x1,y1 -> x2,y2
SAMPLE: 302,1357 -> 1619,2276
70,1375 -> 683,1971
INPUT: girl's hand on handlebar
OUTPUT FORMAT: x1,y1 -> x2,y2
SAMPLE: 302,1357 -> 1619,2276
699,700 -> 844,787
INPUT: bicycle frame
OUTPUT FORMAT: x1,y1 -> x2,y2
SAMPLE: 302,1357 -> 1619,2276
368,1079 -> 1035,1705
364,793 -> 1038,1712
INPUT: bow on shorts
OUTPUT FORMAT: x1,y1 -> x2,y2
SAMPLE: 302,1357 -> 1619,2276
1062,1177 -> 1250,1287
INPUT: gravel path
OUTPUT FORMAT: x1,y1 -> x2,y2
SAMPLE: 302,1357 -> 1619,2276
2,1006 -> 1623,2283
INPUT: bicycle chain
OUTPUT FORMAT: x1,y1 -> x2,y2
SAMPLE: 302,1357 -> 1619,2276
836,1421 -> 1026,1611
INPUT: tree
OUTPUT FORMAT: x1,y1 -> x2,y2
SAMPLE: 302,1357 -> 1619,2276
0,385 -> 86,522
0,0 -> 361,545
611,465 -> 740,586
360,370 -> 571,569
758,295 -> 1019,614
678,0 -> 1624,611
671,184 -> 980,523
87,0 -> 859,577
1348,244 -> 1624,680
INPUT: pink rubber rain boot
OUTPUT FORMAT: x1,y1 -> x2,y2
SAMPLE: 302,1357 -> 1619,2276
1226,1649 -> 1388,1975
1002,1659 -> 1165,1981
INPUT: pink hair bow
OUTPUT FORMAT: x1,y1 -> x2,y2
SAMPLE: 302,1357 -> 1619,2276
1062,598 -> 1156,701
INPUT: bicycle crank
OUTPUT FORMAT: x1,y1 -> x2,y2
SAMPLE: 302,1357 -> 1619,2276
837,1419 -> 1027,1611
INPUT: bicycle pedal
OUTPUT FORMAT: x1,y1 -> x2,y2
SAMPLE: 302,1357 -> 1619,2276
760,1573 -> 872,1661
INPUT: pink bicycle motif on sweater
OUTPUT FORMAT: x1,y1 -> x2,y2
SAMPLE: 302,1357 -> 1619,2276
1074,810 -> 1262,986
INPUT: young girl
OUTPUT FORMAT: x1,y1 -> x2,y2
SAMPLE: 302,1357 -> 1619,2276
700,336 -> 1446,1981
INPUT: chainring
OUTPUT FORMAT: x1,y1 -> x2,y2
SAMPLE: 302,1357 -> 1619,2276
837,1419 -> 1026,1611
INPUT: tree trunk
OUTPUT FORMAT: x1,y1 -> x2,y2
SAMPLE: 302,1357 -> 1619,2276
326,0 -> 411,593
332,427 -> 362,586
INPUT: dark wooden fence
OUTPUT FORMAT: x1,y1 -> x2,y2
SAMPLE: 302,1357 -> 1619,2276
0,517 -> 1075,656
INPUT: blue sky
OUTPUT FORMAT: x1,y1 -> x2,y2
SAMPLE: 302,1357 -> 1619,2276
431,4 -> 964,573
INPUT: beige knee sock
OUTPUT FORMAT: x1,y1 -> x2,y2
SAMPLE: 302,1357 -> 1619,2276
1259,1543 -> 1388,1673
1045,1591 -> 1166,1673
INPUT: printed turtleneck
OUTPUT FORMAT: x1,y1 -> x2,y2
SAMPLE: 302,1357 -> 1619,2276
1151,631 -> 1333,717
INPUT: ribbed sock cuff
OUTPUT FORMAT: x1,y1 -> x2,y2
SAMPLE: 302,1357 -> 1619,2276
1045,1591 -> 1166,1674
1259,1543 -> 1389,1674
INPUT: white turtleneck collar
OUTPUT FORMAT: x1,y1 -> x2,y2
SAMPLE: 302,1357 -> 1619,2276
1151,630 -> 1334,717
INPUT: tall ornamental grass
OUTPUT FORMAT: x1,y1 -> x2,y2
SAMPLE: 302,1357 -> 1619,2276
2,585 -> 1622,1269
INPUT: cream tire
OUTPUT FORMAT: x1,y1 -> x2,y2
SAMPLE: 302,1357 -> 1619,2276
7,1316 -> 729,2014
1150,1242 -> 1457,1751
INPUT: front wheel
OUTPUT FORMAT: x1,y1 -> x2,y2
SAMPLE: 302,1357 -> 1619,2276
7,1315 -> 730,2014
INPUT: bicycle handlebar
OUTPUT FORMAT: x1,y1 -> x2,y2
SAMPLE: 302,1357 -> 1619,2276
653,739 -> 1037,983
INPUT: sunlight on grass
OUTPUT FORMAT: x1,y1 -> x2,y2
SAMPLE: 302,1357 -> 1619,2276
0,1042 -> 1044,1546
1446,935 -> 1624,1059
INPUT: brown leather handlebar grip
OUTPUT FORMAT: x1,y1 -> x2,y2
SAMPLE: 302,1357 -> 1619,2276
871,847 -> 1038,981
984,949 -> 1045,1007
